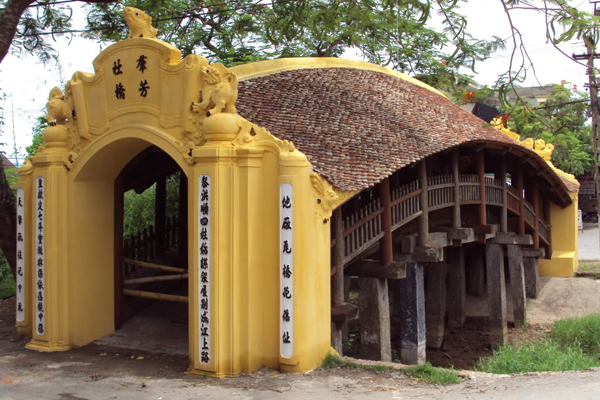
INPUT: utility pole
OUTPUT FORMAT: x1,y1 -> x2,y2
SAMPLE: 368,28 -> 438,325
574,1 -> 600,220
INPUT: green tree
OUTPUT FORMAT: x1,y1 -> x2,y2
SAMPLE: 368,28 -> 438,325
25,115 -> 47,157
506,83 -> 592,176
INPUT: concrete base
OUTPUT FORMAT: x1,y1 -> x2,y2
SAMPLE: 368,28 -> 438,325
447,247 -> 466,327
425,262 -> 446,349
400,262 -> 426,365
359,278 -> 391,361
486,243 -> 507,348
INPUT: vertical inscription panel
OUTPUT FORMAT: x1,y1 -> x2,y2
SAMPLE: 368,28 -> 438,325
15,188 -> 25,322
198,175 -> 211,364
35,178 -> 45,335
280,183 -> 294,358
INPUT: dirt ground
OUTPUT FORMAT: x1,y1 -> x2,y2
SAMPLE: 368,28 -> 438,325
1,275 -> 600,393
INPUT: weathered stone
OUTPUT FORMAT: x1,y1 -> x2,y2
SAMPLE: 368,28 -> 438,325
400,262 -> 426,365
524,256 -> 539,299
425,262 -> 447,349
486,243 -> 507,348
359,278 -> 391,361
467,246 -> 486,297
507,245 -> 527,327
331,322 -> 343,354
447,246 -> 466,328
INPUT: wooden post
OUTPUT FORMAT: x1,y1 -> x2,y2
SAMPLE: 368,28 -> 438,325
452,148 -> 461,229
379,178 -> 393,266
544,196 -> 552,258
331,208 -> 345,353
516,161 -> 525,235
500,157 -> 508,233
533,181 -> 540,249
477,149 -> 486,225
114,176 -> 124,330
418,160 -> 429,246
155,175 -> 167,255
178,172 -> 188,263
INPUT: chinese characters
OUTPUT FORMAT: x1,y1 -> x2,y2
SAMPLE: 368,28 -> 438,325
280,183 -> 294,357
199,175 -> 211,364
15,188 -> 25,322
112,55 -> 152,100
35,178 -> 45,335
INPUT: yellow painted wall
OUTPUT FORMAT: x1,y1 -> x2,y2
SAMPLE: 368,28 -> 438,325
540,190 -> 579,277
17,33 -> 335,376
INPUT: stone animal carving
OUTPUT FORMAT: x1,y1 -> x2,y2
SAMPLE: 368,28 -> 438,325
124,7 -> 158,39
310,173 -> 340,217
534,138 -> 546,152
192,63 -> 238,116
520,137 -> 534,150
46,87 -> 70,126
540,143 -> 554,161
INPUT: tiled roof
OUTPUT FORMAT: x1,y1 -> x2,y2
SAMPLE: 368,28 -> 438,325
1,154 -> 15,169
236,66 -> 576,202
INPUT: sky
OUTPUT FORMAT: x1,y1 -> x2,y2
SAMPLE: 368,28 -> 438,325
0,1 -> 593,165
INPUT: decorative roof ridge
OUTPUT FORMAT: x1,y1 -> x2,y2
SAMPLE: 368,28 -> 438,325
490,117 -> 579,190
230,57 -> 444,97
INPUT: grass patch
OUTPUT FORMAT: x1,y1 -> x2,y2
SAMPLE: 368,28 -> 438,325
404,363 -> 461,385
475,340 -> 599,374
577,263 -> 600,273
551,314 -> 600,356
321,355 -> 460,385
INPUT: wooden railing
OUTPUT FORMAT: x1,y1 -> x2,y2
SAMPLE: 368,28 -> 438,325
123,215 -> 179,274
343,198 -> 384,262
338,173 -> 550,263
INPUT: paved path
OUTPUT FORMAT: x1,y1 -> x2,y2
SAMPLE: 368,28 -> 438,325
2,359 -> 600,400
578,222 -> 600,260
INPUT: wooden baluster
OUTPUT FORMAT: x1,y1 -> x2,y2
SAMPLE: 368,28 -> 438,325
149,225 -> 155,259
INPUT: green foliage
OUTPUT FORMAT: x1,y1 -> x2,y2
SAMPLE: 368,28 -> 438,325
404,362 -> 461,385
475,340 -> 600,374
506,84 -> 592,176
84,0 -> 503,90
123,172 -> 180,239
551,313 -> 600,357
0,250 -> 15,299
25,116 -> 48,157
320,354 -> 396,373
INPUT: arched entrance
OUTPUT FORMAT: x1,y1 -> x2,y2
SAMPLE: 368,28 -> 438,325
112,145 -> 189,354
66,131 -> 191,352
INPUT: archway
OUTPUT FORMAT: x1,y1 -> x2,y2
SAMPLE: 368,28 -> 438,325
66,131 -> 191,353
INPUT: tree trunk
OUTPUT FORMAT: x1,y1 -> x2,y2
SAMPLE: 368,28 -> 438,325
0,165 -> 16,279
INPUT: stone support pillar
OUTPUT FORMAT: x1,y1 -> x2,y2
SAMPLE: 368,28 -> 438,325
400,262 -> 426,365
425,262 -> 447,349
524,255 -> 540,299
467,246 -> 486,297
486,243 -> 507,348
507,245 -> 526,327
359,278 -> 391,361
447,246 -> 466,327
331,208 -> 345,354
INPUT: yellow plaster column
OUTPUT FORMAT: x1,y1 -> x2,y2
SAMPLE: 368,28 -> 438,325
25,151 -> 71,352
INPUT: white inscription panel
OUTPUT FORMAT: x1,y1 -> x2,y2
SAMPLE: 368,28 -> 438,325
280,183 -> 294,358
35,177 -> 45,335
199,175 -> 211,364
15,188 -> 25,322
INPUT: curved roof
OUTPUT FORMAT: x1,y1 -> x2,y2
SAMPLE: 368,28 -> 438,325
232,58 -> 576,204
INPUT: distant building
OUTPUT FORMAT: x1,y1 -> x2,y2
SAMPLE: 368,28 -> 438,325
1,154 -> 16,169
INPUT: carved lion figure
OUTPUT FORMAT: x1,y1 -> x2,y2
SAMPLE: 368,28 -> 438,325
534,138 -> 546,152
124,7 -> 158,39
46,87 -> 70,126
540,143 -> 554,161
192,63 -> 238,116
